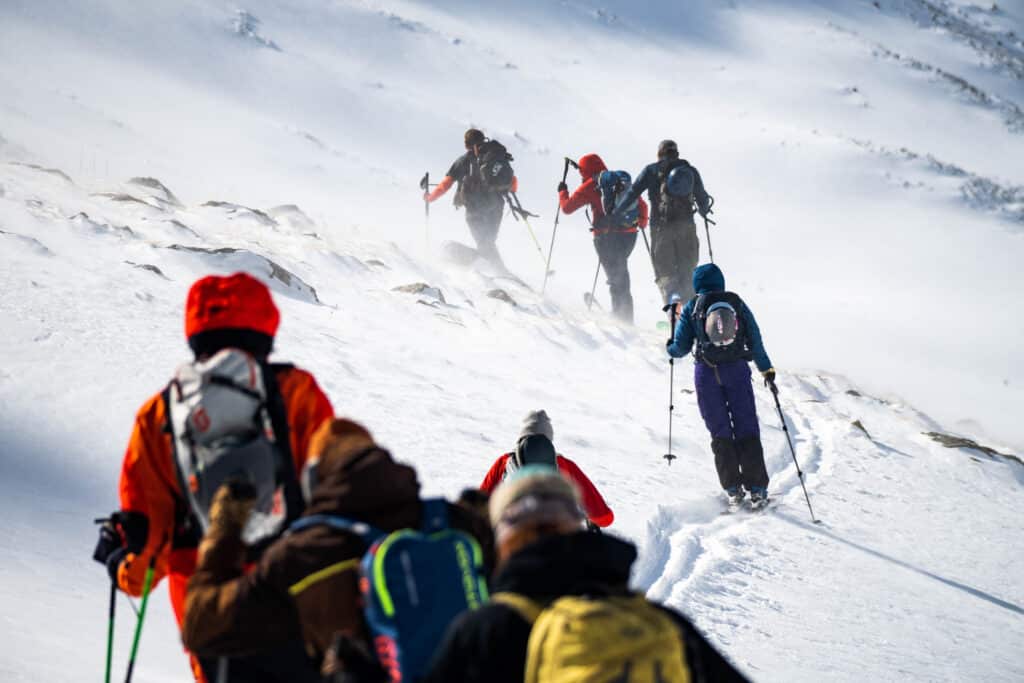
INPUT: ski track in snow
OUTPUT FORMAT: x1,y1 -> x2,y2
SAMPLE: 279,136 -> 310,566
639,374 -> 1024,681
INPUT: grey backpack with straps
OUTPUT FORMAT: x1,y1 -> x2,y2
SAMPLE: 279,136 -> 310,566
166,348 -> 294,545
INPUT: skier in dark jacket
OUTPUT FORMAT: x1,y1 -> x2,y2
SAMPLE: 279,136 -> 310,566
667,263 -> 775,507
426,468 -> 749,683
614,139 -> 712,304
425,128 -> 517,269
557,153 -> 649,324
182,418 -> 494,679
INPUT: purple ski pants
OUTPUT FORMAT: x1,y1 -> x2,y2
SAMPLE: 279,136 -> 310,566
694,360 -> 760,439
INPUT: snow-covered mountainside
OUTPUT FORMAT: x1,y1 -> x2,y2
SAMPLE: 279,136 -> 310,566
1,1 -> 1022,681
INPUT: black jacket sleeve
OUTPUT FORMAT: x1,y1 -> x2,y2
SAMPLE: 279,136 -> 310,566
615,163 -> 655,221
692,166 -> 712,217
424,605 -> 531,683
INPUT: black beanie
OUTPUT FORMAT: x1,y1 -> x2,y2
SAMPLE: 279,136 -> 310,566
658,139 -> 679,160
514,434 -> 557,468
188,328 -> 273,360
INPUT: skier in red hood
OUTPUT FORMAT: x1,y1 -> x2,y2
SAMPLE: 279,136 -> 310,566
558,154 -> 648,324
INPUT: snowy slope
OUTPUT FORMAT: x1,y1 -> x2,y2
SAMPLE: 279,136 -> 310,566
1,1 -> 1023,681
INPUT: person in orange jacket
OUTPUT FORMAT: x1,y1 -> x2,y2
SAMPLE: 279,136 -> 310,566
478,410 -> 614,528
558,153 -> 649,324
93,272 -> 333,682
425,128 -> 518,269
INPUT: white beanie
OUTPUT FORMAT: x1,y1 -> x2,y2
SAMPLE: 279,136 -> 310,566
519,410 -> 554,442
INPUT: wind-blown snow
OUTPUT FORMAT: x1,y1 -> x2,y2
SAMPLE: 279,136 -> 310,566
1,1 -> 1022,681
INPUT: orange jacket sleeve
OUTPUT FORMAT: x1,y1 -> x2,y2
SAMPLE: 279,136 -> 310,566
510,176 -> 519,194
557,456 -> 614,527
277,368 -> 334,471
638,197 -> 649,229
426,176 -> 455,203
117,393 -> 178,596
479,454 -> 511,494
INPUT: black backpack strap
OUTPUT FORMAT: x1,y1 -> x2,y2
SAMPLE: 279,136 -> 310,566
162,385 -> 203,549
263,363 -> 304,525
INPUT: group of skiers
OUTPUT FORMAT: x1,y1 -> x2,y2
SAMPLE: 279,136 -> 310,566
427,128 -> 776,506
92,271 -> 762,682
91,128 -> 782,682
425,130 -> 713,324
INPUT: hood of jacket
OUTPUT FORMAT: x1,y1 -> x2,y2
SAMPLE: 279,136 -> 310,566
577,153 -> 607,181
305,434 -> 422,532
693,263 -> 725,294
494,531 -> 636,598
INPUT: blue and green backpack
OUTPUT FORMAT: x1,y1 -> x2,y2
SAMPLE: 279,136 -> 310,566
290,499 -> 488,682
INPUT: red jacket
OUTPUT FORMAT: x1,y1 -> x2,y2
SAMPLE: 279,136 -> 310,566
558,153 -> 648,233
479,453 -> 614,528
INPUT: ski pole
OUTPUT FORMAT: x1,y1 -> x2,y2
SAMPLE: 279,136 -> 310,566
664,301 -> 680,465
124,549 -> 159,683
640,226 -> 653,260
419,172 -> 433,247
105,579 -> 116,683
542,158 -> 571,294
702,214 -> 716,263
639,226 -> 658,280
506,193 -> 548,268
586,260 -> 601,310
769,382 -> 818,523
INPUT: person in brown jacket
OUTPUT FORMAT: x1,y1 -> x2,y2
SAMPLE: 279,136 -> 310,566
182,418 -> 495,679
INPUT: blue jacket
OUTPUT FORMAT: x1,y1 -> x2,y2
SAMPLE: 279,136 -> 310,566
615,158 -> 711,227
667,264 -> 772,372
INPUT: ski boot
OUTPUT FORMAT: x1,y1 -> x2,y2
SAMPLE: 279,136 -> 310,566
749,486 -> 770,510
725,486 -> 745,510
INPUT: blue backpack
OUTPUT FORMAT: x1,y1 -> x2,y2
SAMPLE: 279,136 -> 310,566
658,162 -> 696,223
597,170 -> 639,229
290,499 -> 489,682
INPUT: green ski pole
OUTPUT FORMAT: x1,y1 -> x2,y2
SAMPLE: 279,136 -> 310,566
105,579 -> 116,683
124,555 -> 157,683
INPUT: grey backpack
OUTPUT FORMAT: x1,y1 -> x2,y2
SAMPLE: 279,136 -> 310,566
166,349 -> 297,545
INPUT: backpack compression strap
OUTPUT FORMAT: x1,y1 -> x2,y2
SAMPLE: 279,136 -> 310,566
420,498 -> 450,533
491,592 -> 545,623
289,514 -> 386,545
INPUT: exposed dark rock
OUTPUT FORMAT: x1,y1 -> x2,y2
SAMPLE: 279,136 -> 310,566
852,420 -> 871,438
125,261 -> 169,279
128,177 -> 183,207
392,282 -> 446,303
164,244 -> 320,303
202,201 -> 278,227
924,431 -> 1022,466
10,162 -> 73,183
487,288 -> 517,306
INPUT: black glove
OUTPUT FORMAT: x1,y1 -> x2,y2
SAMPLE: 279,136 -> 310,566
93,511 -> 149,581
557,181 -> 567,193
762,368 -> 776,387
666,338 -> 674,350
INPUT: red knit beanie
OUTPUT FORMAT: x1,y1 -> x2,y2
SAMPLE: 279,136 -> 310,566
184,272 -> 280,339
